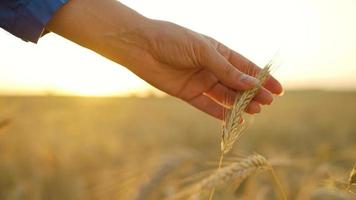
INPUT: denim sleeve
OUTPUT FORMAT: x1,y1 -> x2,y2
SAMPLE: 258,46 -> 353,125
0,0 -> 69,43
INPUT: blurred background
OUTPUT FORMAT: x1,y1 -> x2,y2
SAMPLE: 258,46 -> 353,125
0,0 -> 355,199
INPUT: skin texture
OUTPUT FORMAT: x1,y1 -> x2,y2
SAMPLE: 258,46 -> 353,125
46,0 -> 283,119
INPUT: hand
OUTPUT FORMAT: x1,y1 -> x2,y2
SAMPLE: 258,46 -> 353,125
47,0 -> 283,119
123,20 -> 283,119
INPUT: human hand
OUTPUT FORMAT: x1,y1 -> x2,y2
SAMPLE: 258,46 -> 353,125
47,0 -> 283,119
123,20 -> 283,119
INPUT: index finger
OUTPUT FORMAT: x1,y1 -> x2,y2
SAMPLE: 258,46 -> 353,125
205,35 -> 284,95
228,51 -> 283,95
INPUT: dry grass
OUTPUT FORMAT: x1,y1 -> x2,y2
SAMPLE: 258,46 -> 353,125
0,118 -> 11,130
312,187 -> 356,200
0,92 -> 355,199
133,152 -> 193,200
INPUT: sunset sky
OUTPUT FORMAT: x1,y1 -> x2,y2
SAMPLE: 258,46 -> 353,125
0,0 -> 355,96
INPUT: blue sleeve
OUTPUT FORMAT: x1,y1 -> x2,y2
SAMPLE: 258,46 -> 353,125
0,0 -> 69,43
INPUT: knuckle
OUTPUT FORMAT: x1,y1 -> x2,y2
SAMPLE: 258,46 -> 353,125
192,40 -> 211,66
222,64 -> 234,77
217,43 -> 231,59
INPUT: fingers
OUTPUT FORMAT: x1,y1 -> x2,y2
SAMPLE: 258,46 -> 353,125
204,83 -> 273,107
191,36 -> 283,119
254,88 -> 274,105
246,101 -> 261,114
206,36 -> 283,95
204,83 -> 236,107
225,50 -> 284,95
200,46 -> 259,92
188,94 -> 225,120
263,76 -> 284,96
188,93 -> 261,120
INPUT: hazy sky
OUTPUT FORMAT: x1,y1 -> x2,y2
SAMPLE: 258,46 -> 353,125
0,0 -> 355,96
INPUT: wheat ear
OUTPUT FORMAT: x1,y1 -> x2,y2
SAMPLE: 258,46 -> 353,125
347,164 -> 356,191
171,154 -> 270,200
221,62 -> 272,154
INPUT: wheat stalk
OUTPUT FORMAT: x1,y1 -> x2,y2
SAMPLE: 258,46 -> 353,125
207,61 -> 273,200
170,154 -> 270,199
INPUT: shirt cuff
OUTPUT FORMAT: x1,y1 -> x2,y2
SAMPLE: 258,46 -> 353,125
13,0 -> 69,43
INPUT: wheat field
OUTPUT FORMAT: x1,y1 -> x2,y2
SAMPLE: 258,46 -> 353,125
0,91 -> 355,200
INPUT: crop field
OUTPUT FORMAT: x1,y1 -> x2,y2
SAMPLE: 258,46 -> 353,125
0,91 -> 355,200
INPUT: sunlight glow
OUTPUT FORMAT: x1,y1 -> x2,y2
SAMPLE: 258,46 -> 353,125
0,0 -> 355,96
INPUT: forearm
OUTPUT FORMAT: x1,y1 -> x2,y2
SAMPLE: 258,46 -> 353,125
46,0 -> 150,67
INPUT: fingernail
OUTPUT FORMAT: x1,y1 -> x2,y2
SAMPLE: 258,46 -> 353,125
277,89 -> 285,96
240,74 -> 258,86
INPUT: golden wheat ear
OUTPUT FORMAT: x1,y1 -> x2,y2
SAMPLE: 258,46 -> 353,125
221,62 -> 273,155
170,154 -> 271,200
348,164 -> 356,190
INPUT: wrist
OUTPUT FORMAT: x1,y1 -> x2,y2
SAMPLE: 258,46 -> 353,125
109,17 -> 163,65
116,16 -> 154,51
98,14 -> 153,66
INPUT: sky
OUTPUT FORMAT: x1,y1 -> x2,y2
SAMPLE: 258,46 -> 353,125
0,0 -> 355,96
